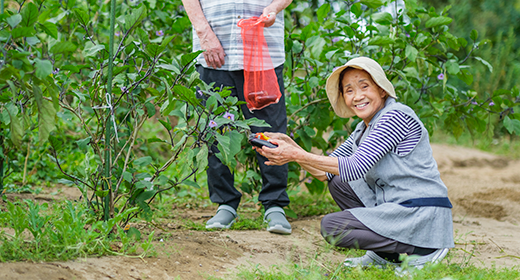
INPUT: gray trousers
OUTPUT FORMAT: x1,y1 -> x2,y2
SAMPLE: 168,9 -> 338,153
197,65 -> 289,211
321,176 -> 418,254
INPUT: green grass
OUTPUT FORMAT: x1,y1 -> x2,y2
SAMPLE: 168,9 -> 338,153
224,256 -> 519,280
0,198 -> 154,262
220,245 -> 520,280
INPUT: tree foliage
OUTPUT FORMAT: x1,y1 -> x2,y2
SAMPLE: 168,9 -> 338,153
0,0 -> 519,221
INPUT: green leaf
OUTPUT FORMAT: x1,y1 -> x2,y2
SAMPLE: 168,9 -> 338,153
173,84 -> 197,105
82,42 -> 105,57
297,128 -> 312,151
360,0 -> 384,9
470,29 -> 478,41
457,69 -> 473,86
503,116 -> 520,135
157,63 -> 181,75
48,135 -> 63,151
95,190 -> 109,198
123,171 -> 133,183
76,136 -> 91,150
244,118 -> 271,128
350,3 -> 363,17
126,227 -> 141,240
215,130 -> 243,169
372,12 -> 393,25
182,180 -> 200,189
305,178 -> 326,195
134,156 -> 153,167
284,208 -> 298,219
144,102 -> 156,118
50,41 -> 77,54
11,26 -> 36,38
73,8 -> 90,26
7,14 -> 22,28
445,60 -> 460,75
158,119 -> 172,131
124,6 -> 147,31
316,3 -> 330,23
181,50 -> 204,67
39,22 -> 58,39
474,56 -> 493,73
425,16 -> 452,28
35,59 -> 53,79
21,3 -> 39,27
136,190 -> 156,203
405,45 -> 418,62
33,85 -> 56,143
368,36 -> 394,46
6,103 -> 23,148
195,145 -> 208,172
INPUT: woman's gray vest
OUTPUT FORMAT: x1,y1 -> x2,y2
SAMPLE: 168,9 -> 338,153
347,97 -> 454,248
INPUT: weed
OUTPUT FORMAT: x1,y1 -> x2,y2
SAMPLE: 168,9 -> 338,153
0,200 -> 154,262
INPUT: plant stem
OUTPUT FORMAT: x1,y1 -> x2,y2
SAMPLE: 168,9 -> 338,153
103,0 -> 117,221
0,131 -> 4,194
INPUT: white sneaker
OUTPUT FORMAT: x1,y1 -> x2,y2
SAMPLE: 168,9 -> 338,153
343,251 -> 400,268
395,248 -> 449,276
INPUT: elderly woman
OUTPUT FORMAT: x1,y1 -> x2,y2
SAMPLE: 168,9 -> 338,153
256,57 -> 454,269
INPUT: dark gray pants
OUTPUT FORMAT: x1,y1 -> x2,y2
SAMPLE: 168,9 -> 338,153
321,176 -> 417,254
197,65 -> 289,211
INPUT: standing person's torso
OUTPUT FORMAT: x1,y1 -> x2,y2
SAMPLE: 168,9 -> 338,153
193,0 -> 286,70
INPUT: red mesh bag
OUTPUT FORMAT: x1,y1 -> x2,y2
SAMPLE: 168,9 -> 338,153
237,16 -> 282,111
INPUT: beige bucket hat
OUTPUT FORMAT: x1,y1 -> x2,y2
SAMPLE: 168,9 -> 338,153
325,56 -> 396,118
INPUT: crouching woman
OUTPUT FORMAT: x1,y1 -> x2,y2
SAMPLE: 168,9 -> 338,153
255,56 -> 454,269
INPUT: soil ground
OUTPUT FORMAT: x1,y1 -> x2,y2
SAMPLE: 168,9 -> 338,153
1,143 -> 520,279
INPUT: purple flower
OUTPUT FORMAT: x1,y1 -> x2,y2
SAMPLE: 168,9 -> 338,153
437,73 -> 444,80
52,68 -> 59,74
489,101 -> 495,106
326,151 -> 331,156
406,33 -> 411,38
223,112 -> 235,121
121,86 -> 127,93
115,31 -> 121,37
333,66 -> 341,72
156,30 -> 164,36
197,90 -> 203,96
306,178 -> 312,183
290,132 -> 294,138
179,5 -> 185,12
209,120 -> 218,128
332,37 -> 341,43
471,101 -> 478,105
308,65 -> 314,71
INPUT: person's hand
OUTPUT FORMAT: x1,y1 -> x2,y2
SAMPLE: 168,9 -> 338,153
261,10 -> 277,28
199,30 -> 225,69
254,136 -> 303,166
263,132 -> 302,150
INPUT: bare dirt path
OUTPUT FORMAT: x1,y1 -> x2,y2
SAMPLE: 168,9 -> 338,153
1,143 -> 520,279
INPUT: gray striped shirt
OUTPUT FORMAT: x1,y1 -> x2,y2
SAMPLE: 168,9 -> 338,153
327,110 -> 422,182
193,0 -> 286,70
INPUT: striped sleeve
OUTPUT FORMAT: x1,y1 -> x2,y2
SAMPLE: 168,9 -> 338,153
326,134 -> 355,180
337,110 -> 422,182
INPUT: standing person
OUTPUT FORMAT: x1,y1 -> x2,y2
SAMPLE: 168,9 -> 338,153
255,57 -> 454,269
182,0 -> 293,234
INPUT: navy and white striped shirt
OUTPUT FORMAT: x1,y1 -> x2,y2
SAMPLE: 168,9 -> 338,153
327,110 -> 422,182
193,0 -> 286,71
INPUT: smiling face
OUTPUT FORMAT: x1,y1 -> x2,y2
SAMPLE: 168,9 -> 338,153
340,68 -> 387,125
